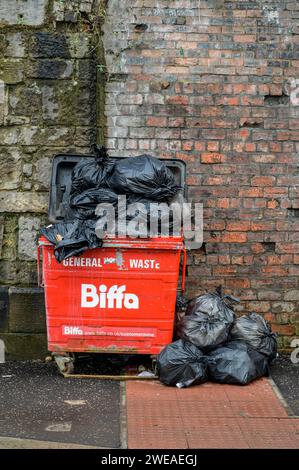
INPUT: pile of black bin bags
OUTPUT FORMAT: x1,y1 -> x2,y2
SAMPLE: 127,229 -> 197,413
40,148 -> 180,262
157,288 -> 277,388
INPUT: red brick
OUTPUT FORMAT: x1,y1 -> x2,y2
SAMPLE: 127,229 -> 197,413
225,278 -> 251,289
222,232 -> 248,243
168,117 -> 185,127
217,198 -> 230,209
251,176 -> 275,187
213,266 -> 237,275
194,142 -> 205,151
233,35 -> 256,43
218,255 -> 231,264
182,141 -> 193,151
261,266 -> 288,276
205,176 -> 228,185
201,153 -> 225,164
239,188 -> 263,197
268,199 -> 279,209
272,324 -> 295,335
251,221 -> 275,231
146,117 -> 167,126
251,243 -> 266,254
277,243 -> 299,254
166,96 -> 188,106
207,141 -> 220,151
245,143 -> 256,152
227,221 -> 251,231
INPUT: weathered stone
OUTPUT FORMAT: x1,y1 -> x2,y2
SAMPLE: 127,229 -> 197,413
5,116 -> 30,125
0,286 -> 8,332
74,127 -> 96,146
284,290 -> 299,301
0,261 -> 17,284
53,0 -> 65,22
18,217 -> 42,260
16,260 -> 39,285
0,0 -> 47,27
41,80 -> 95,125
5,32 -> 25,58
9,287 -> 46,333
31,32 -> 69,58
19,126 -> 73,146
0,79 -> 6,125
272,302 -> 296,314
0,127 -> 19,145
77,60 -> 96,81
8,83 -> 41,120
27,59 -> 73,79
41,85 -> 59,121
0,34 -> 6,54
23,163 -> 32,177
0,148 -> 22,190
34,157 -> 52,190
53,0 -> 94,23
0,333 -> 48,360
1,215 -> 18,262
0,217 -> 4,259
0,59 -> 23,84
64,11 -> 78,23
0,192 -> 48,213
67,33 -> 92,58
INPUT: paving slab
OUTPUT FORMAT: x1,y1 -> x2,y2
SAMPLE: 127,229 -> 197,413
126,378 -> 299,449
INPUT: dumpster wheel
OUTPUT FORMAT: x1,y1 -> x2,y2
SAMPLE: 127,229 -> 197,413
53,353 -> 75,375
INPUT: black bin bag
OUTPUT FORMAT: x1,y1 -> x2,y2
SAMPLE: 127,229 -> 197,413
70,187 -> 119,220
40,219 -> 102,263
177,288 -> 236,351
157,339 -> 208,388
70,146 -> 114,196
207,341 -> 269,385
230,313 -> 277,361
108,154 -> 180,201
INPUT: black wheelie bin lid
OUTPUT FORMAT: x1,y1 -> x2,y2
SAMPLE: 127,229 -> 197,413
48,153 -> 187,223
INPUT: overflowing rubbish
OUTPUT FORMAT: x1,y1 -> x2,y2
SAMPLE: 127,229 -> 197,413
108,154 -> 180,201
157,288 -> 277,388
70,146 -> 114,196
157,339 -> 207,388
207,341 -> 269,385
177,288 -> 236,351
230,312 -> 277,361
70,187 -> 119,220
40,219 -> 101,263
41,150 -> 181,261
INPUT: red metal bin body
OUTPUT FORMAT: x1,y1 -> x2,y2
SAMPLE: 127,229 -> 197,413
38,236 -> 185,355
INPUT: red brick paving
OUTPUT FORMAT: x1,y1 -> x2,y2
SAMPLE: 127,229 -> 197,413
126,378 -> 299,449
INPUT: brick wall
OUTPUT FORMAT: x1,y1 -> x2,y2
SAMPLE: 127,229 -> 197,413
103,0 -> 299,350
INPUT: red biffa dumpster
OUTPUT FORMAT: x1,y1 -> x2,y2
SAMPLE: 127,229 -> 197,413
38,154 -> 187,374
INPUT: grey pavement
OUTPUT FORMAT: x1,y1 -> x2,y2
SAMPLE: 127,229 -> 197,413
0,361 -> 122,448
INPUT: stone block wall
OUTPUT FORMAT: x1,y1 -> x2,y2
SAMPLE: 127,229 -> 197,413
0,0 -> 102,358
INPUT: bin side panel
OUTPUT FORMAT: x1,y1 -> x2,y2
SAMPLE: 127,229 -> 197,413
42,244 -> 182,355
